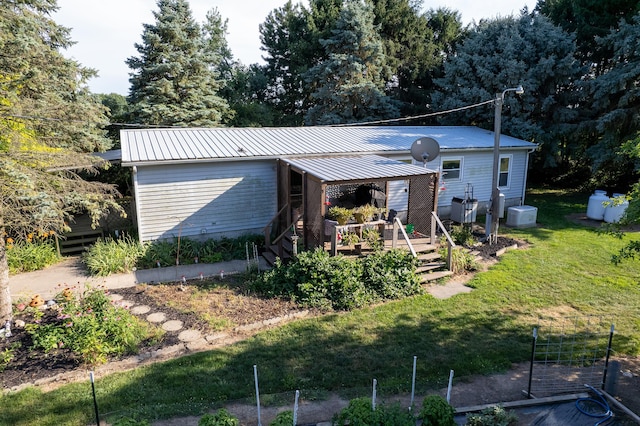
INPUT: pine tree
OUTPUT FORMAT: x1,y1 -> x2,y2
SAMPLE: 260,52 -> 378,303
433,12 -> 583,173
304,0 -> 400,125
127,0 -> 230,126
0,0 -> 122,322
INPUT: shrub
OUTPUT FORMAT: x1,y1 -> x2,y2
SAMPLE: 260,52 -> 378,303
6,239 -> 60,274
449,225 -> 475,247
418,395 -> 456,426
198,409 -> 239,426
360,249 -> 422,301
252,248 -> 368,311
465,406 -> 517,426
24,286 -> 161,365
269,410 -> 294,426
84,236 -> 145,276
333,397 -> 380,425
252,248 -> 423,311
333,398 -> 415,426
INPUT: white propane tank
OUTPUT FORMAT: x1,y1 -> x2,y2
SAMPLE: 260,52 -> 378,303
586,190 -> 609,220
604,193 -> 629,223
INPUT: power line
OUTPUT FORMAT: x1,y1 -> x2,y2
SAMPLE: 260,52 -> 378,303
1,97 -> 496,128
334,99 -> 495,127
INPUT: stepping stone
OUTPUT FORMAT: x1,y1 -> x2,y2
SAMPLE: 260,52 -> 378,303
162,320 -> 183,332
115,299 -> 134,309
108,294 -> 123,302
146,312 -> 167,323
178,329 -> 201,342
131,305 -> 151,315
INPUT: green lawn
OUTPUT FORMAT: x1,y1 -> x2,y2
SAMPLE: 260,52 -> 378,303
2,188 -> 639,426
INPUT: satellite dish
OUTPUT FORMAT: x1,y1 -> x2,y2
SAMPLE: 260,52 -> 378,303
410,137 -> 440,166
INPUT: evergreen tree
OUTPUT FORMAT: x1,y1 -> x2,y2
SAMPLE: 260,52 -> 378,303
0,0 -> 122,322
536,0 -> 640,76
580,14 -> 640,188
127,0 -> 230,126
259,1 -> 316,125
304,0 -> 400,125
433,12 -> 583,176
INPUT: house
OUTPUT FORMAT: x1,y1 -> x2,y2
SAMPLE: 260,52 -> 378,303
120,126 -> 537,244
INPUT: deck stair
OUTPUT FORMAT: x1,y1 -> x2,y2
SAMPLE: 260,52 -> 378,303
386,234 -> 453,283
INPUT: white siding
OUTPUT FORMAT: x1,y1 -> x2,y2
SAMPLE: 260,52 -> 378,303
134,161 -> 277,241
422,150 -> 529,216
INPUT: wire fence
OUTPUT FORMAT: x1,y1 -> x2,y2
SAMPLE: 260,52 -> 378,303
526,315 -> 614,398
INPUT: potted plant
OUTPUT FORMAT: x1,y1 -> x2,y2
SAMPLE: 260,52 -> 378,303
353,204 -> 376,223
329,206 -> 353,225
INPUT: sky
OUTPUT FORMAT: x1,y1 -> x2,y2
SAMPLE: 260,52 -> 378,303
54,0 -> 537,95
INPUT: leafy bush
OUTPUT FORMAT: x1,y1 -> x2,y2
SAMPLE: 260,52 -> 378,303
333,397 -> 380,425
252,248 -> 423,311
465,406 -> 517,426
198,409 -> 239,426
449,225 -> 476,246
418,395 -> 456,426
360,249 -> 422,301
269,410 -> 294,426
84,236 -> 145,276
333,398 -> 415,426
6,239 -> 60,274
252,248 -> 368,310
23,286 -> 161,365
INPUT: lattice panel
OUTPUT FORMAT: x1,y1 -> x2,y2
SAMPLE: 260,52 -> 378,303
304,175 -> 324,249
407,174 -> 436,236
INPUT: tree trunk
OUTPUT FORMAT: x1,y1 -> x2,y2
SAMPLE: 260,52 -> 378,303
0,226 -> 12,323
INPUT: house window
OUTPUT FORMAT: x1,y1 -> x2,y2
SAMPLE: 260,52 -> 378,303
499,155 -> 511,188
441,158 -> 462,180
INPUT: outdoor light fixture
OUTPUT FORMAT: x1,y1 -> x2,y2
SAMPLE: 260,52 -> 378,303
486,85 -> 524,244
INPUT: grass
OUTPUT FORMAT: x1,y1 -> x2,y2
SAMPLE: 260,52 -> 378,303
2,188 -> 640,425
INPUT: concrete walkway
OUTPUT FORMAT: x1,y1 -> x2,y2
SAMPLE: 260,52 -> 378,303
9,256 -> 268,300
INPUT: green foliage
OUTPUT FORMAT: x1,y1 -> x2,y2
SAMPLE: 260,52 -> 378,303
252,247 -> 422,311
112,417 -> 150,426
0,342 -> 20,372
449,225 -> 475,246
304,0 -> 400,125
268,410 -> 294,426
333,398 -> 415,426
333,397 -> 379,425
360,249 -> 422,301
440,246 -> 479,274
6,239 -> 60,274
329,206 -> 353,224
23,286 -> 160,365
198,409 -> 239,426
126,0 -> 230,126
465,405 -> 517,426
418,395 -> 456,426
433,12 -> 583,175
362,227 -> 383,250
84,236 -> 146,276
84,234 -> 262,275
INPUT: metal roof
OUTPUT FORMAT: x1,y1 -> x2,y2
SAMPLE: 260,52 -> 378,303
120,126 -> 537,165
283,155 -> 436,183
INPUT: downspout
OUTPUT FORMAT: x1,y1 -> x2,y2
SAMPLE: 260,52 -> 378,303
131,166 -> 143,242
522,148 -> 535,205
